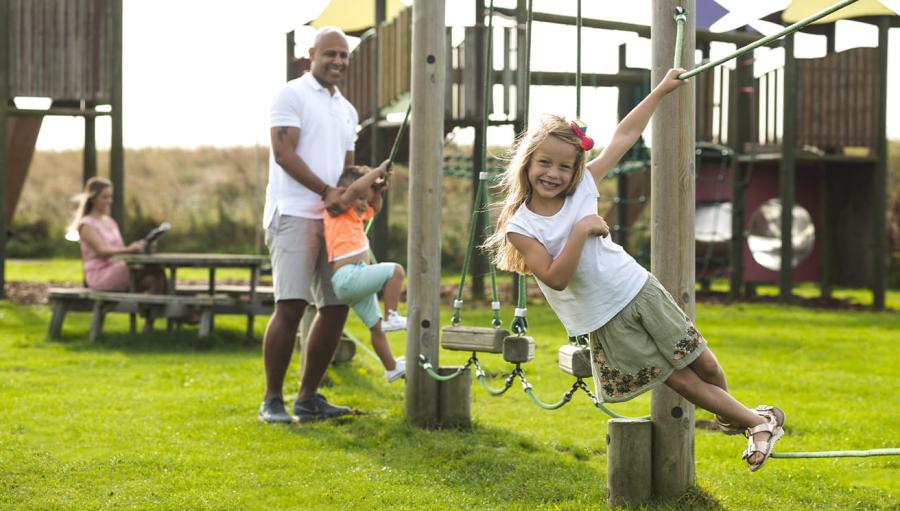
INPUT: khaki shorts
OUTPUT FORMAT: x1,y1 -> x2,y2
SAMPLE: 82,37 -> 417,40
265,213 -> 341,306
588,274 -> 707,403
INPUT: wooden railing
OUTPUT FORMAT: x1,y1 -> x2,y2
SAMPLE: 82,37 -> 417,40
8,0 -> 115,102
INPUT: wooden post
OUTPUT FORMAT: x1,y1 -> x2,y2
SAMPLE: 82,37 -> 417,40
871,17 -> 889,310
607,418 -> 652,507
779,33 -> 796,303
0,0 -> 8,299
286,31 -> 295,81
469,0 -> 486,299
405,0 -> 445,427
437,367 -> 471,427
84,106 -> 97,183
110,0 -> 124,226
370,0 -> 390,263
729,55 -> 754,299
650,0 -> 695,500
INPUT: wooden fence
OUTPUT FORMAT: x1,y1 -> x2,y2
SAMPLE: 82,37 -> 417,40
8,0 -> 114,102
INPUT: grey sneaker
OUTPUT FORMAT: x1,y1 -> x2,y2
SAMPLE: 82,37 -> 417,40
293,393 -> 351,422
258,395 -> 294,424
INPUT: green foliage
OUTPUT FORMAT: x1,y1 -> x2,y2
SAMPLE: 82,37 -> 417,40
1,262 -> 899,509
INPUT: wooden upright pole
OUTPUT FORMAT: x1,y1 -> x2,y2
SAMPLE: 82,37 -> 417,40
872,17 -> 889,310
650,0 -> 695,500
779,33 -> 797,303
370,0 -> 389,263
405,0 -> 445,427
0,0 -> 9,299
110,0 -> 124,225
84,110 -> 97,183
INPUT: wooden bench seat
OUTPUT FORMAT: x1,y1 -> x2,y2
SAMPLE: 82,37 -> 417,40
173,284 -> 274,299
88,291 -> 239,341
48,287 -> 94,340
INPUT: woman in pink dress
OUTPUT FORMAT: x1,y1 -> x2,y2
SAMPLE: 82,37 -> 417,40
69,177 -> 166,331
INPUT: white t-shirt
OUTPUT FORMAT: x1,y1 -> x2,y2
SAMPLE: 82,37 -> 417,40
507,174 -> 648,336
263,73 -> 359,226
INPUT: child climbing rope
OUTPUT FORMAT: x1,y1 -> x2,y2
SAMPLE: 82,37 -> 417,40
324,162 -> 408,382
485,68 -> 785,471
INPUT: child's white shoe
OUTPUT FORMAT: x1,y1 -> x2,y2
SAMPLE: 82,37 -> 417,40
385,358 -> 406,382
382,310 -> 407,332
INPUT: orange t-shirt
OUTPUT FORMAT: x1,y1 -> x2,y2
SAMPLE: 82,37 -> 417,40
323,206 -> 374,262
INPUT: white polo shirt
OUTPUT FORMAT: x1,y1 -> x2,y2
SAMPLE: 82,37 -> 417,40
264,72 -> 358,226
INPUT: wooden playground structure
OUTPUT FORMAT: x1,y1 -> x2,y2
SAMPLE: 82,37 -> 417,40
288,0 -> 893,308
1,0 -> 124,297
289,0 -> 896,506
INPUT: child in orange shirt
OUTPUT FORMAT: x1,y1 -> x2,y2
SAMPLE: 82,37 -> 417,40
325,163 -> 407,382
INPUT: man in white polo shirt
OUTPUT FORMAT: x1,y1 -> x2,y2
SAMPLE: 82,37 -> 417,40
259,26 -> 358,423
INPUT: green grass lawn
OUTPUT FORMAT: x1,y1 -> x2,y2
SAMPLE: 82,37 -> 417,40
1,260 -> 898,510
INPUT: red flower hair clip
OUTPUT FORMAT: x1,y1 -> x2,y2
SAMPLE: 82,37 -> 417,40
570,120 -> 595,151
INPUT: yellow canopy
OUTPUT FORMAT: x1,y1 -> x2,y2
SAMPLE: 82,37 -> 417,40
782,0 -> 897,24
309,0 -> 408,33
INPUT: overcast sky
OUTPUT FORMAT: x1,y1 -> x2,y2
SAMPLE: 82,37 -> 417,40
29,0 -> 899,151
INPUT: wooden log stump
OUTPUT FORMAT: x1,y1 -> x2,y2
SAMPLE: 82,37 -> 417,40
606,418 -> 653,508
437,366 -> 470,428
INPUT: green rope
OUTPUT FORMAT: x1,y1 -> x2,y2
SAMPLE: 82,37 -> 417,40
509,275 -> 528,334
524,387 -> 572,410
364,103 -> 412,237
673,6 -> 687,69
523,0 -> 533,129
340,329 -> 385,366
451,179 -> 488,325
679,0 -> 860,80
575,0 -> 582,118
771,449 -> 900,459
416,354 -> 470,382
476,372 -> 516,396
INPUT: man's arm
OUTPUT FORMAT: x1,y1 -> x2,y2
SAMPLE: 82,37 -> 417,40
270,126 -> 345,215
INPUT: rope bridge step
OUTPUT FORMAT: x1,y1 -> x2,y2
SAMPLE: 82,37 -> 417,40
441,326 -> 509,353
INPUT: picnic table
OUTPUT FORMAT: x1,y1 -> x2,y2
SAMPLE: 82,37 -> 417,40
116,253 -> 271,337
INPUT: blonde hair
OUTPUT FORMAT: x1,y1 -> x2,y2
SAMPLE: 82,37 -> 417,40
484,115 -> 587,274
68,176 -> 112,233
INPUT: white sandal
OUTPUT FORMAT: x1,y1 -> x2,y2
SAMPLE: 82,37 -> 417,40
754,405 -> 785,429
742,421 -> 784,472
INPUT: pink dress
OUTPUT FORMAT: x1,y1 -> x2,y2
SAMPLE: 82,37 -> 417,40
78,215 -> 131,291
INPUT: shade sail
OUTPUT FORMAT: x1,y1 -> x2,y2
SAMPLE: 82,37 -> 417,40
782,0 -> 898,24
309,0 -> 408,33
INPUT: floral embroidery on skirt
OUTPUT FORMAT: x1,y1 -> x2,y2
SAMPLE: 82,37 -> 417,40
591,343 -> 663,399
673,324 -> 704,361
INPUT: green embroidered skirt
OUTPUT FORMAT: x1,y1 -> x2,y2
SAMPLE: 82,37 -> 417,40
588,273 -> 706,403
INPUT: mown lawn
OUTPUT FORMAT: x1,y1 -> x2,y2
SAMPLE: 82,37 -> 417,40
1,259 -> 898,510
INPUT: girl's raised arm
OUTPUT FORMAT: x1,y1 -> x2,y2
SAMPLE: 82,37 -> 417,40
586,68 -> 687,181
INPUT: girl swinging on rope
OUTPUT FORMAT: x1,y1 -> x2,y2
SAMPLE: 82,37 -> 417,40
485,68 -> 785,471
